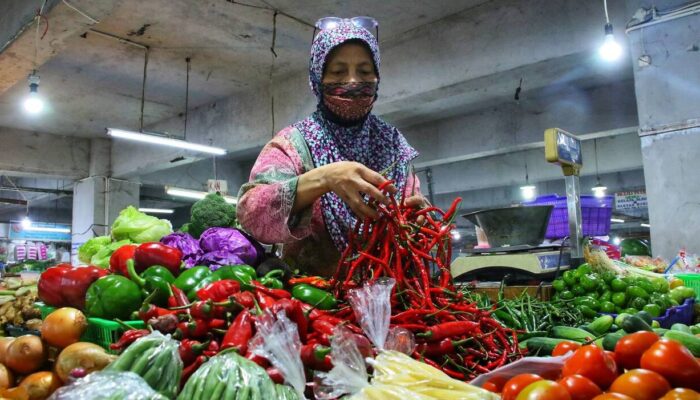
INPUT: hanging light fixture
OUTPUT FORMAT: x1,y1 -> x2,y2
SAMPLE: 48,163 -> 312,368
599,0 -> 622,61
520,161 -> 537,200
592,139 -> 607,198
23,71 -> 44,114
165,186 -> 237,204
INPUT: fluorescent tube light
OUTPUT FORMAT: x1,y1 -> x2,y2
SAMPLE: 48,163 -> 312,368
25,226 -> 71,233
641,223 -> 650,228
165,186 -> 237,204
139,208 -> 175,214
107,128 -> 226,155
611,218 -> 625,223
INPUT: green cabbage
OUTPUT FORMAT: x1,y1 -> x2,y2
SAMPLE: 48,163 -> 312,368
111,206 -> 173,243
78,235 -> 112,263
90,239 -> 132,269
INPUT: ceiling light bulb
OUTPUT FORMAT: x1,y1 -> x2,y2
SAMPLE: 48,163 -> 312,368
23,71 -> 44,115
451,231 -> 461,240
592,184 -> 607,198
599,24 -> 622,61
520,185 -> 537,201
612,236 -> 621,246
21,217 -> 32,229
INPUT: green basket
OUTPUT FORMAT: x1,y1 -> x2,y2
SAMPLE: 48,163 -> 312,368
35,302 -> 145,354
676,273 -> 700,300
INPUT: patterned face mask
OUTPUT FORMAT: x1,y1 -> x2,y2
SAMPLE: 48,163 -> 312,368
322,82 -> 377,123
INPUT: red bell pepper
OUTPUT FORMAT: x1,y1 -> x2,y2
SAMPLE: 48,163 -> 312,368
38,264 -> 109,309
109,244 -> 137,276
134,242 -> 182,275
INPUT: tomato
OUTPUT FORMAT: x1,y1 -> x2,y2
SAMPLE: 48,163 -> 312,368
640,339 -> 700,391
609,369 -> 671,400
592,394 -> 634,400
660,388 -> 700,400
502,374 -> 543,400
515,380 -> 571,400
482,376 -> 507,393
563,345 -> 619,389
553,341 -> 582,357
614,331 -> 660,370
558,374 -> 602,400
604,350 -> 624,375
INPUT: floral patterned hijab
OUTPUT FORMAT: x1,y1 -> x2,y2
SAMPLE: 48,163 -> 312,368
293,21 -> 418,251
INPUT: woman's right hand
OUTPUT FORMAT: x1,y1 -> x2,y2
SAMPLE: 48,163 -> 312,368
319,161 -> 396,220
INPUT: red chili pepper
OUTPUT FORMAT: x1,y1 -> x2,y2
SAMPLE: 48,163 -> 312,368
208,318 -> 227,329
252,281 -> 291,299
170,284 -> 190,308
311,318 -> 336,336
266,367 -> 284,384
196,279 -> 241,302
254,290 -> 277,311
181,355 -> 207,386
415,337 -> 470,357
245,350 -> 270,368
188,300 -> 225,320
270,298 -> 308,342
288,276 -> 330,289
203,340 -> 220,358
416,321 -> 479,342
300,342 -> 332,371
221,309 -> 253,354
134,242 -> 183,275
231,291 -> 255,309
110,329 -> 150,351
178,339 -> 210,365
109,244 -> 137,276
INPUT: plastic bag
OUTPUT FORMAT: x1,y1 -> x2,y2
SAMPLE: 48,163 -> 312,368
470,352 -> 574,387
105,331 -> 182,398
78,236 -> 111,264
250,310 -> 306,399
198,227 -> 261,268
160,232 -> 202,268
111,206 -> 173,243
48,371 -> 167,400
348,277 -> 395,350
314,326 -> 370,399
177,349 -> 278,400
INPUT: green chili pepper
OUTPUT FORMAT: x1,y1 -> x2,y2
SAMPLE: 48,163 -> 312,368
127,260 -> 173,306
260,276 -> 283,289
291,284 -> 337,310
173,266 -> 212,295
212,265 -> 254,291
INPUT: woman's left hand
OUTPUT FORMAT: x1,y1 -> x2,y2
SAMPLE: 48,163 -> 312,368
404,195 -> 428,225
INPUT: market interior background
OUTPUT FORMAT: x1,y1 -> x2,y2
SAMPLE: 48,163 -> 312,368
0,0 -> 698,264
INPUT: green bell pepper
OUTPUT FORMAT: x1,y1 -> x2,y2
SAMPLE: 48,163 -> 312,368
173,266 -> 212,294
84,275 -> 142,319
212,265 -> 254,290
292,284 -> 337,310
259,270 -> 284,289
141,265 -> 176,283
127,260 -> 172,306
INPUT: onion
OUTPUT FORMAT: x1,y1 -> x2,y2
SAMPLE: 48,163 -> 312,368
55,342 -> 116,383
41,308 -> 87,349
0,363 -> 13,389
5,335 -> 46,374
0,337 -> 14,365
19,371 -> 61,400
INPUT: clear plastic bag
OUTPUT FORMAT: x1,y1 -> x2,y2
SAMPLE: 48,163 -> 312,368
250,310 -> 306,399
470,352 -> 574,387
177,349 -> 277,400
48,371 -> 167,400
347,277 -> 395,350
314,326 -> 370,399
105,331 -> 182,399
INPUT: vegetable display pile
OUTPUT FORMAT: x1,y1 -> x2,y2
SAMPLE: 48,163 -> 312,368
330,182 -> 522,379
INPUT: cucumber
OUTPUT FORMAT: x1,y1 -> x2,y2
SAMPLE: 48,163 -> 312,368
525,337 -> 572,356
635,311 -> 654,325
517,331 -> 549,341
615,313 -> 632,327
621,315 -> 652,333
653,328 -> 669,336
588,315 -> 614,335
691,325 -> 700,335
602,331 -> 626,351
609,324 -> 620,332
671,323 -> 692,334
551,326 -> 594,342
664,331 -> 700,356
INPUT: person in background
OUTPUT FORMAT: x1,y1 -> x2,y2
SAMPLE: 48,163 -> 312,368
237,18 -> 424,277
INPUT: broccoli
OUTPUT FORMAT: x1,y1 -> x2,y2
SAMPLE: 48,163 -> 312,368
189,193 -> 237,237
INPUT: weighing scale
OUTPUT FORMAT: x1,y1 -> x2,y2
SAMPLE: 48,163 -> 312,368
450,128 -> 584,284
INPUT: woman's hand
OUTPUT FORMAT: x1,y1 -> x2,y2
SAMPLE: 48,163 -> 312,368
404,195 -> 428,225
319,161 -> 396,220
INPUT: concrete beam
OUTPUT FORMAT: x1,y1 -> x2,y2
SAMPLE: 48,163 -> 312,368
0,0 -> 118,95
0,126 -> 90,178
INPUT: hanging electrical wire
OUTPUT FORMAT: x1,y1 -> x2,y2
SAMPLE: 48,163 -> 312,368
184,57 -> 191,140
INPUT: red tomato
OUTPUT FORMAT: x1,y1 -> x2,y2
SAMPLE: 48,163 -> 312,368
659,388 -> 700,400
592,394 -> 634,400
640,339 -> 700,391
609,369 -> 671,400
604,350 -> 624,375
553,341 -> 582,357
563,345 -> 619,389
558,374 -> 602,400
482,376 -> 507,393
502,374 -> 543,400
515,380 -> 571,400
614,331 -> 660,370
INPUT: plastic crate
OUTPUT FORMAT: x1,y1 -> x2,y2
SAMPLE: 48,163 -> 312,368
35,302 -> 145,354
523,194 -> 613,239
676,273 -> 700,300
601,298 -> 695,329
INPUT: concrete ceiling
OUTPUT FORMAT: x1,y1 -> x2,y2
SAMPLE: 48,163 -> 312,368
0,0 -> 489,137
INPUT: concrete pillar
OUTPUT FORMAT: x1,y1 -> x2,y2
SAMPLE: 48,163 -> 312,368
71,139 -> 139,263
626,1 -> 700,257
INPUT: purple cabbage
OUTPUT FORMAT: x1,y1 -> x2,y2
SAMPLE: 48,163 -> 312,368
198,227 -> 262,269
160,232 -> 202,268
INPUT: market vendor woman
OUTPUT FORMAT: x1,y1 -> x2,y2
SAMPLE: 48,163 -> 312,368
238,18 -> 423,277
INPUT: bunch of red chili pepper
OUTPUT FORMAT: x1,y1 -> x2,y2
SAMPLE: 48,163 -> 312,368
330,181 -> 523,380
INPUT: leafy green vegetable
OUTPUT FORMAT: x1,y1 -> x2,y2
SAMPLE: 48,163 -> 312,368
90,239 -> 131,268
189,193 -> 236,238
78,236 -> 112,263
111,206 -> 173,243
